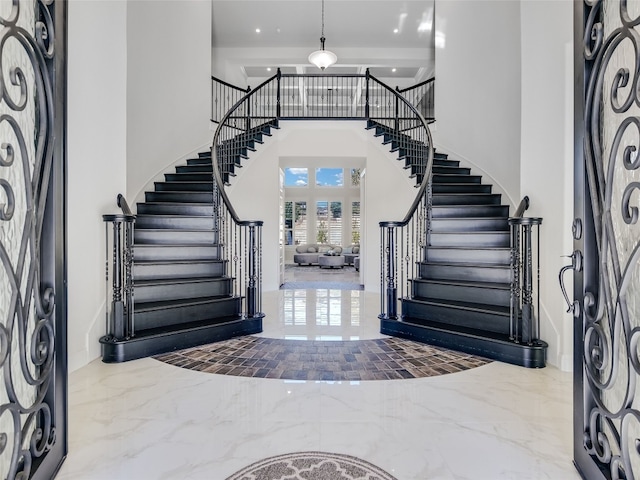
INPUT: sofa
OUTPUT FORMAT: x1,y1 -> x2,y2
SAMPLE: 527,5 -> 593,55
293,244 -> 343,265
342,244 -> 360,265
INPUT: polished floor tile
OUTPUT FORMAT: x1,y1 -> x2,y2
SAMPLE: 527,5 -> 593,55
58,289 -> 581,480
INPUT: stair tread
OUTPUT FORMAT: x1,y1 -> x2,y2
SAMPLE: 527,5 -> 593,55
419,261 -> 510,269
134,243 -> 221,248
134,259 -> 224,266
138,202 -> 212,206
412,278 -> 511,289
134,228 -> 217,232
136,214 -> 213,219
431,230 -> 509,235
134,277 -> 231,286
135,296 -> 236,312
428,246 -> 510,251
403,297 -> 510,315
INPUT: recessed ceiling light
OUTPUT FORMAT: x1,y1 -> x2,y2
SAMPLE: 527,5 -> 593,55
255,28 -> 261,33
392,68 -> 397,73
393,28 -> 399,34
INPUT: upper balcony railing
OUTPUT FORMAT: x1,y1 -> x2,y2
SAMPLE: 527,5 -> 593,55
211,70 -> 435,124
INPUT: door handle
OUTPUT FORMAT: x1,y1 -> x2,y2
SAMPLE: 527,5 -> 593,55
559,250 -> 582,316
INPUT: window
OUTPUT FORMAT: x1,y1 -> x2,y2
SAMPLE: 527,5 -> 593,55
284,167 -> 308,187
316,201 -> 342,245
351,201 -> 360,244
329,201 -> 342,245
350,168 -> 361,187
285,201 -> 307,245
315,168 -> 343,187
316,201 -> 329,244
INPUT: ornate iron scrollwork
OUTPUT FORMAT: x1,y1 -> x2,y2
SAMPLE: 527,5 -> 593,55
582,0 -> 640,477
0,0 -> 59,478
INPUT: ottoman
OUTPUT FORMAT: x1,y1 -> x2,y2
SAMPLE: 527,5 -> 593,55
318,255 -> 345,269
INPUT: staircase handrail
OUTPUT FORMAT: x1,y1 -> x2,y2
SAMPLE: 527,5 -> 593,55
396,76 -> 435,94
211,75 -> 252,124
511,195 -> 530,219
368,73 -> 434,320
211,74 -> 251,93
371,72 -> 434,227
211,73 -> 278,225
116,193 -> 135,218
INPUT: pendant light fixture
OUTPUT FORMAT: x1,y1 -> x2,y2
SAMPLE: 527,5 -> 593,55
308,0 -> 337,70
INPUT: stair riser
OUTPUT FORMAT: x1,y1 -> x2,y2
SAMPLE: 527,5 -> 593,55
419,264 -> 512,284
176,165 -> 213,173
402,300 -> 510,335
186,158 -> 211,166
432,175 -> 482,184
432,205 -> 509,218
134,230 -> 218,245
432,194 -> 502,206
136,203 -> 214,216
165,173 -> 214,182
426,248 -> 511,265
134,298 -> 242,332
135,216 -> 216,230
411,281 -> 510,307
432,166 -> 471,175
134,245 -> 222,262
430,218 -> 509,232
133,262 -> 225,281
134,279 -> 233,303
432,184 -> 492,194
429,232 -> 510,248
155,182 -> 213,192
433,159 -> 460,168
145,192 -> 214,203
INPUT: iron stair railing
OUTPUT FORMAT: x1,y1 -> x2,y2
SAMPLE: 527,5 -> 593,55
396,77 -> 435,124
509,196 -> 543,345
211,70 -> 436,322
102,194 -> 136,342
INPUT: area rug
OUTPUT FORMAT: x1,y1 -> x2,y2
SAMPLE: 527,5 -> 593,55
225,452 -> 398,480
282,264 -> 363,290
154,336 -> 490,381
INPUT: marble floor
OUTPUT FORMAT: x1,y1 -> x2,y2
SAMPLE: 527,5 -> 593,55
57,288 -> 581,480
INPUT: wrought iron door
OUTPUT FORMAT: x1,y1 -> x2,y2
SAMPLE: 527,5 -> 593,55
0,0 -> 67,478
574,0 -> 640,478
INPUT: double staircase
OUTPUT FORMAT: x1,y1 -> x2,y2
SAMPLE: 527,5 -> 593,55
101,71 -> 545,368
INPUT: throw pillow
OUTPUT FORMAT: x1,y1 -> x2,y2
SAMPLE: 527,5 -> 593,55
295,245 -> 307,254
353,246 -> 359,254
343,247 -> 353,254
307,247 -> 317,253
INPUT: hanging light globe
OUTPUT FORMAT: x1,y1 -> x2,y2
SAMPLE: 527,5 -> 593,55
309,0 -> 337,70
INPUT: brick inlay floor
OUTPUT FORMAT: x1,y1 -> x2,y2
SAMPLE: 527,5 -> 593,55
154,336 -> 491,381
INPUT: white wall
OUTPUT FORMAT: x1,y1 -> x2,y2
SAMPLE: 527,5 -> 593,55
433,0 -> 522,207
67,0 -> 128,372
520,0 -> 574,370
126,0 -> 212,202
226,121 -> 416,292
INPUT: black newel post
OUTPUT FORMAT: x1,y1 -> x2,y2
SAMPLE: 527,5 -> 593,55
276,68 -> 282,119
509,220 -> 521,341
111,221 -> 124,339
521,224 -> 533,344
247,224 -> 257,317
386,226 -> 397,319
365,68 -> 370,119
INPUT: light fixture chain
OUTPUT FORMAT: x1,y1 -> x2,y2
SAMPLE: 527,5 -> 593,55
321,0 -> 325,37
